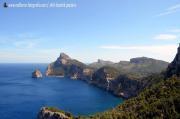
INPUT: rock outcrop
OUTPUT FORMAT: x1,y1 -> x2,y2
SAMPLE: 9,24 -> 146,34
37,107 -> 72,119
32,69 -> 43,78
90,66 -> 119,90
46,53 -> 88,79
109,75 -> 143,98
90,66 -> 144,98
166,44 -> 180,77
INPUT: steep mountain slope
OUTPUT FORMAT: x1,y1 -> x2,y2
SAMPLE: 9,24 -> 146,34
46,53 -> 92,79
90,66 -> 120,90
166,44 -> 180,77
91,76 -> 180,119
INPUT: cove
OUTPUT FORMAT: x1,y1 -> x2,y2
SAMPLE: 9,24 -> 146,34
0,64 -> 123,119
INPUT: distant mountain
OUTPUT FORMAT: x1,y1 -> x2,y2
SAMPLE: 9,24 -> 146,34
89,59 -> 114,69
89,57 -> 169,77
116,57 -> 169,77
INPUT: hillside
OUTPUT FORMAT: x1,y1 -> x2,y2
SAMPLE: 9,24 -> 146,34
89,57 -> 169,77
89,76 -> 180,119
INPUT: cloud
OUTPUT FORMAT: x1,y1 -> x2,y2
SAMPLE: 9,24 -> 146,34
14,41 -> 36,49
99,44 -> 177,62
100,44 -> 177,55
153,34 -> 177,40
100,45 -> 176,51
156,3 -> 180,16
169,29 -> 180,33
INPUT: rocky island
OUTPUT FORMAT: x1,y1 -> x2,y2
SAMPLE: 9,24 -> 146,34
32,69 -> 43,78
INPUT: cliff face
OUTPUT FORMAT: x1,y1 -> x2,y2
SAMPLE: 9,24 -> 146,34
46,53 -> 89,79
166,45 -> 180,77
90,66 -> 119,90
109,75 -> 142,98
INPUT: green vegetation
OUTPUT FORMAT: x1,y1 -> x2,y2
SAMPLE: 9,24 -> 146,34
88,76 -> 180,119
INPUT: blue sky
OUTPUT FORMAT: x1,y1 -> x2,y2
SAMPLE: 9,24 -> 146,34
0,0 -> 180,63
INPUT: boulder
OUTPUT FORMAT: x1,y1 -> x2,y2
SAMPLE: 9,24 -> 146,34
32,69 -> 43,78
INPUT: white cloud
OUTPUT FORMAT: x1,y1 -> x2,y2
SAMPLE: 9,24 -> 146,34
156,3 -> 180,16
167,4 -> 180,11
14,41 -> 36,49
100,45 -> 176,52
99,44 -> 178,62
154,34 -> 177,40
169,29 -> 180,33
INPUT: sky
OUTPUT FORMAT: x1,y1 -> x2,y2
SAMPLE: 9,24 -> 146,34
0,0 -> 180,63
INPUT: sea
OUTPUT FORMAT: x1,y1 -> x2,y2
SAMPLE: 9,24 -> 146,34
0,63 -> 123,119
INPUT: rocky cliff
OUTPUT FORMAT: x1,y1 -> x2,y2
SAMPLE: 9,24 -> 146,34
166,44 -> 180,77
46,53 -> 90,79
37,107 -> 72,119
90,66 -> 120,90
